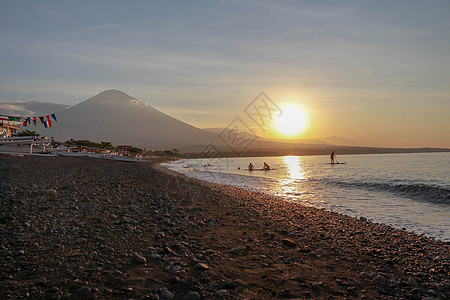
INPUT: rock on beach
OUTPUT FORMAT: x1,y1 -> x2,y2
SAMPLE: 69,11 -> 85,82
132,252 -> 147,264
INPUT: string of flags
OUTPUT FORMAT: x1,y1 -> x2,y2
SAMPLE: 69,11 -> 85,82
0,113 -> 57,128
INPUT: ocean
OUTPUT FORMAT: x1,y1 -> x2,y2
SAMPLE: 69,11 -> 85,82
162,152 -> 450,242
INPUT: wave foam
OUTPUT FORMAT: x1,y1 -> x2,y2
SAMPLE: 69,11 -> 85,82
332,181 -> 450,204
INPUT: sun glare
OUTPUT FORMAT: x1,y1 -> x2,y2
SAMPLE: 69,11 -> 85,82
274,103 -> 307,137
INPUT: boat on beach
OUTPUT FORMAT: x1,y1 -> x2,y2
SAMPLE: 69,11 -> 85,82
0,136 -> 145,162
0,136 -> 55,156
110,155 -> 144,162
56,151 -> 89,157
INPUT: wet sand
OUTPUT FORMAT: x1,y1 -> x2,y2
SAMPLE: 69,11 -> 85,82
0,155 -> 449,299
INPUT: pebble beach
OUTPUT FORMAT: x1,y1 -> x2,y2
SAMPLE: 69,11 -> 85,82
1,156 -> 449,299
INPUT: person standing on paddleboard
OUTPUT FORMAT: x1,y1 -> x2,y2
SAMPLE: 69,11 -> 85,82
331,151 -> 336,164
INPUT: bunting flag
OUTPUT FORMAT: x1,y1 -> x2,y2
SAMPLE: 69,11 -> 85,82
0,113 -> 58,128
8,116 -> 22,122
46,115 -> 52,127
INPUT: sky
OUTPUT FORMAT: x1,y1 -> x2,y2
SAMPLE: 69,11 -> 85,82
1,0 -> 449,148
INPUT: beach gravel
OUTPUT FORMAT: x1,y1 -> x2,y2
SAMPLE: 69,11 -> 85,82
0,155 -> 449,299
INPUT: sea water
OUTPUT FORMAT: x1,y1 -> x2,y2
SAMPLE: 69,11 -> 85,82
162,152 -> 450,241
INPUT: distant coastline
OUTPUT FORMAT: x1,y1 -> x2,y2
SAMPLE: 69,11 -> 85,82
185,145 -> 450,158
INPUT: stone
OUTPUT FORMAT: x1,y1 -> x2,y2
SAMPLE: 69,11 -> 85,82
186,291 -> 201,300
312,282 -> 322,289
375,275 -> 386,286
46,189 -> 58,198
230,248 -> 240,255
75,238 -> 87,244
132,252 -> 147,264
151,254 -> 161,259
410,287 -> 425,295
161,290 -> 174,299
194,263 -> 209,270
217,289 -> 227,297
15,250 -> 25,256
75,286 -> 91,298
281,238 -> 297,247
308,251 -> 318,258
408,277 -> 418,287
163,246 -> 177,255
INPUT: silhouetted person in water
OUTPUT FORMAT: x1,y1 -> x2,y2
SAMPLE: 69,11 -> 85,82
331,151 -> 336,164
263,162 -> 270,170
248,163 -> 254,171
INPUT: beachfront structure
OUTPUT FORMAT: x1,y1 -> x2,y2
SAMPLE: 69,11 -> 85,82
117,145 -> 131,156
0,122 -> 20,138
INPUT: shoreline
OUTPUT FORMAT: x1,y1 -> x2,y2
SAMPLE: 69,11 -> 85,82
1,155 -> 449,299
161,155 -> 450,244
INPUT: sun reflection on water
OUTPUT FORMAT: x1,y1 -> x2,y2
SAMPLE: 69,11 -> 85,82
284,156 -> 305,180
275,156 -> 307,199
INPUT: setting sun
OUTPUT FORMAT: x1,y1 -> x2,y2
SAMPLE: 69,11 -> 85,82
274,103 -> 308,137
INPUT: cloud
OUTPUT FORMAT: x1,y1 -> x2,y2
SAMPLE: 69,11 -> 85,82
0,100 -> 69,116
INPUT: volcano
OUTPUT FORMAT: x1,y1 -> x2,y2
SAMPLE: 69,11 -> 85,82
41,90 -> 215,150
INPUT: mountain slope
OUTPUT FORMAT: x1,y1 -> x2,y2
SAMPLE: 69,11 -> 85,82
41,90 -> 216,149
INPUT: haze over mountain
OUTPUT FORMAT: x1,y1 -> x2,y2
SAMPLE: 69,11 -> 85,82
203,128 -> 330,146
39,90 -> 216,150
0,100 -> 69,116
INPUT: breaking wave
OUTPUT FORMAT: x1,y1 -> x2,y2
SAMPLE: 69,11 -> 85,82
330,180 -> 450,204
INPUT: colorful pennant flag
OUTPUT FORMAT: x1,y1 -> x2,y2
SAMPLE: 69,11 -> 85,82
8,116 -> 22,122
1,113 -> 58,128
46,115 -> 52,127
